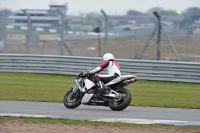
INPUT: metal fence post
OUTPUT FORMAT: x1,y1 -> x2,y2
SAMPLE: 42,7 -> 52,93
22,9 -> 31,54
139,11 -> 181,61
100,9 -> 108,54
0,24 -> 5,52
153,11 -> 161,61
57,9 -> 65,55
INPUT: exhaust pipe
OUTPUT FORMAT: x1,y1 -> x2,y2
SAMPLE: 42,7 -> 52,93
123,78 -> 136,84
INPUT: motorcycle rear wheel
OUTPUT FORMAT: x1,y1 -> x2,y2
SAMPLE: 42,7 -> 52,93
108,88 -> 132,111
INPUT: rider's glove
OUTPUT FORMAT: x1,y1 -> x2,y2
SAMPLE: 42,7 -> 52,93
82,71 -> 90,77
86,71 -> 91,77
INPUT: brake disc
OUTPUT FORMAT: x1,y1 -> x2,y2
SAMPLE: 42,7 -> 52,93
67,92 -> 77,103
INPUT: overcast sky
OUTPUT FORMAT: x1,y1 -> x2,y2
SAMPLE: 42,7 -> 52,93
0,0 -> 200,14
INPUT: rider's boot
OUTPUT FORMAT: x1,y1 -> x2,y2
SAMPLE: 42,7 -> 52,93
96,84 -> 110,97
96,87 -> 104,97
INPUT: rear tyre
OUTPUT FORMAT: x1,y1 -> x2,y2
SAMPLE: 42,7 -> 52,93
108,88 -> 132,111
63,89 -> 82,109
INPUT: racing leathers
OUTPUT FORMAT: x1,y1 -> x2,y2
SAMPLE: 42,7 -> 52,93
89,59 -> 121,95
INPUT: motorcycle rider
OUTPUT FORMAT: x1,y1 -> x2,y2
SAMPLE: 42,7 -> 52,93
83,53 -> 121,96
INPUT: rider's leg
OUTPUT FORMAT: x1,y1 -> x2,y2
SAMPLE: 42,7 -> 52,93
95,73 -> 120,96
104,77 -> 121,87
93,75 -> 106,96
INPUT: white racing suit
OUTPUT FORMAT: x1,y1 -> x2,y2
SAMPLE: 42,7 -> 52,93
89,59 -> 121,94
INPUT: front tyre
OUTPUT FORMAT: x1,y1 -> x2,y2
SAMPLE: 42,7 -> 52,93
108,88 -> 132,111
63,89 -> 82,109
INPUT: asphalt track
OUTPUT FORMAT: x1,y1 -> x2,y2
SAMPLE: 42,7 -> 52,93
0,100 -> 200,126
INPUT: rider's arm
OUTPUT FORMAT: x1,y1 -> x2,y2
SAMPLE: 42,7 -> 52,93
89,60 -> 109,74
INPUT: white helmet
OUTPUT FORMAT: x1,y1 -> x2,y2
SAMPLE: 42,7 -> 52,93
103,53 -> 114,61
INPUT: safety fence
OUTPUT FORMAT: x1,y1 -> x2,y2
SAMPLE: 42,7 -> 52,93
0,54 -> 200,83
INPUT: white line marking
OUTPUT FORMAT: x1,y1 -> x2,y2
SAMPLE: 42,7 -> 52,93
91,118 -> 200,126
0,113 -> 200,126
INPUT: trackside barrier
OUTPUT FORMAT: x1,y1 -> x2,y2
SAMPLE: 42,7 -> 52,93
0,54 -> 200,83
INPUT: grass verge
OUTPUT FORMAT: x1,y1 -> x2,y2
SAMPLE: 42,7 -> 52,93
0,72 -> 200,109
1,116 -> 200,131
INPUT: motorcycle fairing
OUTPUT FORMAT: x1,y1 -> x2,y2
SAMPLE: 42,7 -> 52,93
81,79 -> 95,103
81,93 -> 94,103
84,79 -> 95,90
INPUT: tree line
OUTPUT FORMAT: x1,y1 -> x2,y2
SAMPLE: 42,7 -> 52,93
127,7 -> 200,20
1,7 -> 200,20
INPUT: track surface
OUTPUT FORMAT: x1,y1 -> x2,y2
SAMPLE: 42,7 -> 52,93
0,101 -> 200,126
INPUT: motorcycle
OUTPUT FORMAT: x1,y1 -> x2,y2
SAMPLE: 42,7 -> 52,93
63,72 -> 137,111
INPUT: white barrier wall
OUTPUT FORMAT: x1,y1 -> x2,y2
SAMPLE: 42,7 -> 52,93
0,54 -> 200,83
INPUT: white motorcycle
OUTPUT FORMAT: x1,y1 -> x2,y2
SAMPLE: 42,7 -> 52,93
63,72 -> 137,111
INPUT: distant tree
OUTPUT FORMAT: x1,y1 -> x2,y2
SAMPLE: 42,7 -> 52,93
83,12 -> 100,26
181,7 -> 200,29
0,8 -> 12,17
161,10 -> 179,15
147,7 -> 179,15
127,9 -> 145,15
182,7 -> 200,20
85,12 -> 100,18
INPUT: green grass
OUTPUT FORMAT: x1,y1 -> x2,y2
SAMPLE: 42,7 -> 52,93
1,116 -> 200,131
0,72 -> 200,109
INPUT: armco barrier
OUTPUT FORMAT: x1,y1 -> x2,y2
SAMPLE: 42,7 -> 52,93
0,54 -> 200,83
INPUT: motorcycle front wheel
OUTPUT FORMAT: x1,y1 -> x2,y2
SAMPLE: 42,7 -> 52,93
108,88 -> 132,111
63,89 -> 82,109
